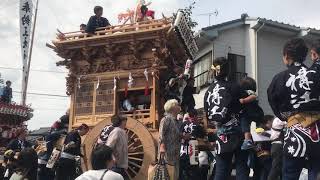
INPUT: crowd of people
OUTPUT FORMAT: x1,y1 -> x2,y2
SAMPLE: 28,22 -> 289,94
201,38 -> 320,180
2,38 -> 320,180
156,38 -> 320,180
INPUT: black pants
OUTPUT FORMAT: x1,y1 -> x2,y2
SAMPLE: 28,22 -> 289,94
214,148 -> 249,180
112,167 -> 130,180
38,164 -> 55,180
199,165 -> 209,180
253,156 -> 272,180
179,154 -> 202,180
55,158 -> 76,180
268,143 -> 282,180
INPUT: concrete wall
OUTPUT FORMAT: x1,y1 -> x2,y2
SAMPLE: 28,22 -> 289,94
256,30 -> 291,115
195,43 -> 214,61
257,31 -> 317,115
213,26 -> 247,58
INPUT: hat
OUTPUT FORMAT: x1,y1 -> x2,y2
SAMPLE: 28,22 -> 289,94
4,149 -> 14,159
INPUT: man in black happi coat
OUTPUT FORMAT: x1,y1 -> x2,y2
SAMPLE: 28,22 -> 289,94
268,38 -> 320,180
204,57 -> 249,180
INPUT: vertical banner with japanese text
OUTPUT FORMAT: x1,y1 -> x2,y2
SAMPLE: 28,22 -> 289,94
19,0 -> 33,105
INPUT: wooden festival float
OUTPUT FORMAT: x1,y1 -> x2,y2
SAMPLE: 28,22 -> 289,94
0,98 -> 33,154
48,11 -> 198,179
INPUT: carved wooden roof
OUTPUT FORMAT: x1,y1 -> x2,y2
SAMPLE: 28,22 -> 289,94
49,18 -> 194,95
50,18 -> 189,65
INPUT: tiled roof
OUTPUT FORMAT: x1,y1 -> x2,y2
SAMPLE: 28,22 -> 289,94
202,14 -> 320,33
202,18 -> 243,31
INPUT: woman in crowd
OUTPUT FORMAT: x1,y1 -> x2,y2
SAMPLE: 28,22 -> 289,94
268,38 -> 320,180
9,148 -> 37,180
159,99 -> 189,180
76,144 -> 124,180
204,57 -> 249,180
55,123 -> 90,180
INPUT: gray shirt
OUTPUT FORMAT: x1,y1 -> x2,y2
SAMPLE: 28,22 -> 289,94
159,114 -> 181,164
106,127 -> 128,169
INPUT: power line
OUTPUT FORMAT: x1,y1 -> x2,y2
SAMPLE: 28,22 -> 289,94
0,66 -> 67,74
33,108 -> 67,111
13,91 -> 68,98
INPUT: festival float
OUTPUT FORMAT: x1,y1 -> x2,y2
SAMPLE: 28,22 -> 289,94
0,75 -> 33,154
48,2 -> 199,179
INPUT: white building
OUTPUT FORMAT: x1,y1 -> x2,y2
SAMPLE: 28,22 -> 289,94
193,14 -> 320,115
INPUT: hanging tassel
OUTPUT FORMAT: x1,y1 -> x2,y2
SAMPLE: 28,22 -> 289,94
96,77 -> 100,90
125,84 -> 128,97
113,77 -> 117,91
144,69 -> 149,81
128,72 -> 133,88
144,69 -> 149,96
144,82 -> 149,96
77,76 -> 81,89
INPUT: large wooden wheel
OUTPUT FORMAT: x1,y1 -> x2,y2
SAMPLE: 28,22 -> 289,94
82,117 -> 157,180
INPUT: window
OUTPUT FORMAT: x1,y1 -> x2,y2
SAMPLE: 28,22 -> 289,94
194,51 -> 213,87
228,53 -> 247,82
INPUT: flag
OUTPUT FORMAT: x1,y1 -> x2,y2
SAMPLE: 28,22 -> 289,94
20,0 -> 34,104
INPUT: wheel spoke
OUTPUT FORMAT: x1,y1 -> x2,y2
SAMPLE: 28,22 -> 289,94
128,166 -> 138,175
128,156 -> 143,161
134,144 -> 143,149
128,151 -> 144,155
130,132 -> 136,139
128,141 -> 136,148
129,161 -> 142,168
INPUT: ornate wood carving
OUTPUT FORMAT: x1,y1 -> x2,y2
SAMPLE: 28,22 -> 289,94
152,48 -> 160,67
66,74 -> 77,95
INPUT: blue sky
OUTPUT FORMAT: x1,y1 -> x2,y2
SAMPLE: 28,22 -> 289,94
0,0 -> 319,130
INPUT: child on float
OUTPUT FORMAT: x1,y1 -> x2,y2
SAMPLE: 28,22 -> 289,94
204,57 -> 249,180
238,77 -> 264,150
267,38 -> 320,180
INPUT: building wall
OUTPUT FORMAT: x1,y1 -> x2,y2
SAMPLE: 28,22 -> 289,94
256,30 -> 291,115
213,25 -> 255,76
257,30 -> 317,115
195,43 -> 214,61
